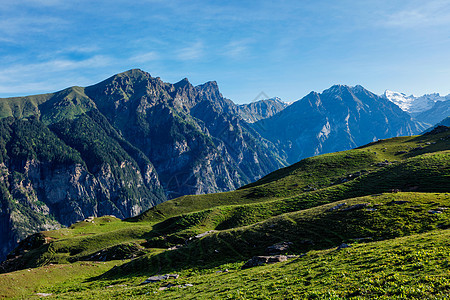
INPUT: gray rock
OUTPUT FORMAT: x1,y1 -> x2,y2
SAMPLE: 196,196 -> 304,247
168,245 -> 183,251
142,273 -> 179,284
337,243 -> 351,250
390,200 -> 410,205
265,241 -> 293,255
341,203 -> 371,211
242,255 -> 291,269
327,203 -> 347,212
395,150 -> 408,155
195,230 -> 217,239
143,275 -> 168,283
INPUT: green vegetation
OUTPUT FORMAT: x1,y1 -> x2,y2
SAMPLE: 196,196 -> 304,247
0,129 -> 449,299
18,230 -> 450,299
0,116 -> 83,165
133,130 -> 450,222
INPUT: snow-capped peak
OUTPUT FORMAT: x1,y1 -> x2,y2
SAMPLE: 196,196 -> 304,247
384,90 -> 450,113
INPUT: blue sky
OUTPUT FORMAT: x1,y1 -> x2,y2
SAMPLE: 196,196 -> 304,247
1,0 -> 449,103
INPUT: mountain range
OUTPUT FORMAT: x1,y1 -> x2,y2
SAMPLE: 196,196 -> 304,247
384,90 -> 450,125
253,85 -> 425,164
0,69 -> 437,260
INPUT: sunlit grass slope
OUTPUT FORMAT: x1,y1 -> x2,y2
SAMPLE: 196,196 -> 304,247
0,128 -> 448,299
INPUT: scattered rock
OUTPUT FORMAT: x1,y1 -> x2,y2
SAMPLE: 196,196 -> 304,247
389,200 -> 410,205
195,230 -> 217,239
36,293 -> 52,297
412,146 -> 424,151
428,210 -> 443,214
265,241 -> 293,255
168,245 -> 183,250
84,216 -> 95,223
159,283 -> 175,291
327,203 -> 347,212
143,275 -> 168,283
142,274 -> 179,284
341,203 -> 371,211
375,160 -> 390,167
242,255 -> 293,269
395,151 -> 408,155
366,208 -> 377,212
337,243 -> 351,250
106,284 -> 127,288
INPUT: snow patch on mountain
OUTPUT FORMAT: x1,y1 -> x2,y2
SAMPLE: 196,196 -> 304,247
384,90 -> 450,114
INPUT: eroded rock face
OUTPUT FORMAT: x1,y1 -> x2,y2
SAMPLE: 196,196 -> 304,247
0,115 -> 166,261
0,157 -> 163,260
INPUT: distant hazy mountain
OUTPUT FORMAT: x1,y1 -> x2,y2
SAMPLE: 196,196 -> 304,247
423,116 -> 450,133
414,101 -> 450,126
384,90 -> 450,125
253,85 -> 426,164
237,98 -> 289,123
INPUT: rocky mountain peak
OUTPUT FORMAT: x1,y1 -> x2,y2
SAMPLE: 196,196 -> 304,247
174,77 -> 192,89
351,84 -> 368,94
196,81 -> 222,103
323,84 -> 351,94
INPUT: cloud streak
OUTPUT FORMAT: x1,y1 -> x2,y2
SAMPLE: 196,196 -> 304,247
0,56 -> 112,95
382,1 -> 450,28
176,41 -> 205,61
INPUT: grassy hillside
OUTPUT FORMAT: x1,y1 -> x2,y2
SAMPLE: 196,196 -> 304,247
1,193 -> 449,299
132,129 -> 450,222
0,128 -> 448,299
4,229 -> 447,299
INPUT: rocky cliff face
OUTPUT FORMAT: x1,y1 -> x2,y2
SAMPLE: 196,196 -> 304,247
0,116 -> 165,260
237,98 -> 289,123
253,85 -> 426,164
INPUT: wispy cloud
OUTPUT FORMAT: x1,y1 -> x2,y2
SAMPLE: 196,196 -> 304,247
0,55 -> 112,95
176,41 -> 204,61
0,16 -> 68,38
129,51 -> 160,63
223,40 -> 252,59
383,1 -> 450,28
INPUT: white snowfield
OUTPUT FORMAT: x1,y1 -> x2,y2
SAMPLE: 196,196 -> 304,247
383,90 -> 450,113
